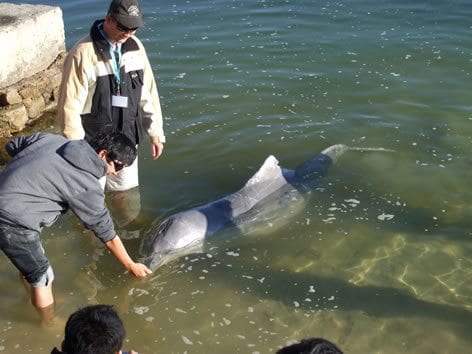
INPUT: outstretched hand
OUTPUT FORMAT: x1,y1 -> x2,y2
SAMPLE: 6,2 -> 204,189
129,262 -> 152,278
106,236 -> 152,278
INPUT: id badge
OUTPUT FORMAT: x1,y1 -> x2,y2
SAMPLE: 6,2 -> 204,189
112,95 -> 128,108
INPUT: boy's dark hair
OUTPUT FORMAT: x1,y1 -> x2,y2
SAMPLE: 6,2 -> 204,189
88,128 -> 137,167
276,337 -> 343,354
62,304 -> 125,354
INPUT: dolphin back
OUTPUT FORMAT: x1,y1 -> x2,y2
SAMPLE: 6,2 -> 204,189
292,144 -> 348,184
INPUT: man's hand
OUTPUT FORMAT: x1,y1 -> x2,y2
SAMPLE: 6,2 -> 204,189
128,262 -> 152,278
105,235 -> 152,278
151,142 -> 164,160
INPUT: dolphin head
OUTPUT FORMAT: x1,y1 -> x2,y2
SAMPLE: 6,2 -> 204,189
139,210 -> 210,270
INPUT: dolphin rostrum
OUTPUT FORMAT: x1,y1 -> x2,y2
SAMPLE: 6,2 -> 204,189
140,144 -> 393,270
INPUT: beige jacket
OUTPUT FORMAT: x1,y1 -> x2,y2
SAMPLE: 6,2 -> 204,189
58,21 -> 165,145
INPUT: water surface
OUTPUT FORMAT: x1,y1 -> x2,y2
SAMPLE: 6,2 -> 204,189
0,1 -> 471,353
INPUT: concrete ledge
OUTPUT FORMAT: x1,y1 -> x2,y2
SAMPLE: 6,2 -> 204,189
0,2 -> 65,88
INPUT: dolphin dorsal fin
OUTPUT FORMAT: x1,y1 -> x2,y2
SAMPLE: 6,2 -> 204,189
225,155 -> 292,217
245,155 -> 282,186
239,155 -> 289,201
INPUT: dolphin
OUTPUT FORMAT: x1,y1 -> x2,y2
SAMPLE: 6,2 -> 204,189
140,144 -> 393,270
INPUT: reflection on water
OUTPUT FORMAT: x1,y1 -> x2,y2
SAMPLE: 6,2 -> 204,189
1,0 -> 472,352
0,181 -> 471,352
106,187 -> 143,230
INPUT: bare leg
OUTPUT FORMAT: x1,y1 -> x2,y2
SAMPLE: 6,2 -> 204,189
31,281 -> 54,309
20,272 -> 55,325
35,302 -> 56,327
31,282 -> 55,327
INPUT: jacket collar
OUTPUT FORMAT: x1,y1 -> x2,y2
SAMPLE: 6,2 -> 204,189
90,19 -> 140,61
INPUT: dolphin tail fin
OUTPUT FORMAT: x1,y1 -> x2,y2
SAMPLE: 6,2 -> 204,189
321,144 -> 395,163
295,144 -> 395,181
347,146 -> 396,153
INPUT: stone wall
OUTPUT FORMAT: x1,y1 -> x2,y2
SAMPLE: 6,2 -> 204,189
0,52 -> 65,138
0,2 -> 65,138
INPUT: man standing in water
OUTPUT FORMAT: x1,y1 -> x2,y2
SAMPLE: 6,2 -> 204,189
58,0 -> 165,192
0,131 -> 152,325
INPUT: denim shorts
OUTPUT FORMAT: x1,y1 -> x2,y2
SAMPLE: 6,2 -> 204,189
0,222 -> 54,287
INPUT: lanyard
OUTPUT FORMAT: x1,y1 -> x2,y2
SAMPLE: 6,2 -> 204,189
109,45 -> 122,94
98,22 -> 122,95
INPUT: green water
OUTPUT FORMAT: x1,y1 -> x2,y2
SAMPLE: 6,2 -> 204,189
0,0 -> 471,353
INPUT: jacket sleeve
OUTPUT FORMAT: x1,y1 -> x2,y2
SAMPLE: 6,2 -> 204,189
138,41 -> 166,144
68,189 -> 116,243
5,132 -> 49,157
57,43 -> 89,141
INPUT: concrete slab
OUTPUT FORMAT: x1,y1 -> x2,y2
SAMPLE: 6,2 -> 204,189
0,3 -> 65,88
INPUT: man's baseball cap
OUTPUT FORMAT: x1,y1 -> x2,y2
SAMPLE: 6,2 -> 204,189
108,0 -> 144,29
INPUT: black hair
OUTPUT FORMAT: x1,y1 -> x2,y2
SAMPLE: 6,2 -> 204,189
62,304 -> 126,354
276,337 -> 343,354
88,128 -> 137,166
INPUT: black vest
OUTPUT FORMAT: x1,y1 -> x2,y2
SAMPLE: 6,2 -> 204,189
81,20 -> 145,145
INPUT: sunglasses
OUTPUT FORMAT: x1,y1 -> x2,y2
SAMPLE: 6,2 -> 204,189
113,18 -> 138,33
107,157 -> 126,172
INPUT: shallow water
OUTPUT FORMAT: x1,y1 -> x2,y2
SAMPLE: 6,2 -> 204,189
0,0 -> 471,353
